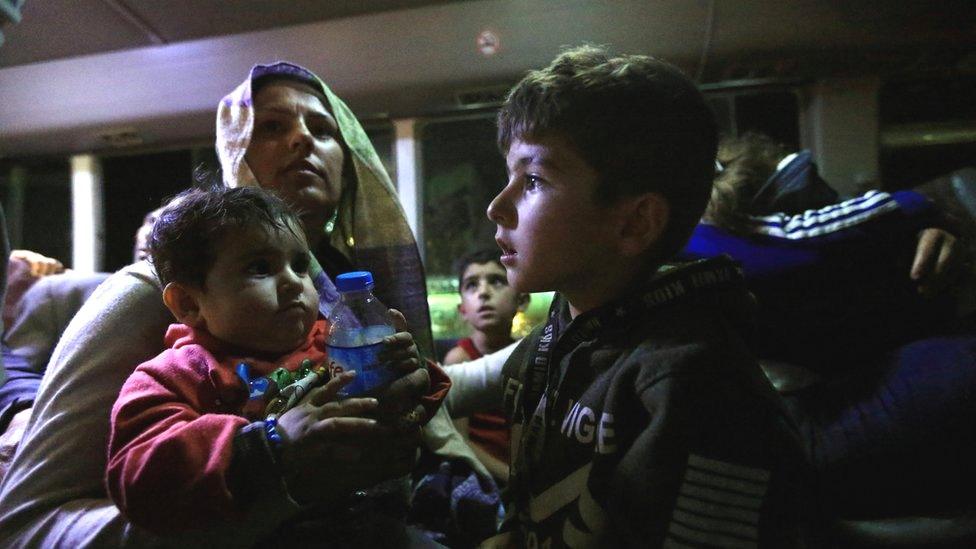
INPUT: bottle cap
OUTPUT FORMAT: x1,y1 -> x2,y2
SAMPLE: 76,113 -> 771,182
335,271 -> 374,292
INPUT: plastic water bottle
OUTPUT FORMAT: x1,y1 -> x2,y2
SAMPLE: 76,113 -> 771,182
326,271 -> 398,397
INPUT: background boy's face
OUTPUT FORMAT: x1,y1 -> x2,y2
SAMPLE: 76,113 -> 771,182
191,220 -> 319,354
487,132 -> 618,297
458,261 -> 523,335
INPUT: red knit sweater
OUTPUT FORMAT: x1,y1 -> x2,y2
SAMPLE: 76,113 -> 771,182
106,320 -> 329,533
107,320 -> 451,534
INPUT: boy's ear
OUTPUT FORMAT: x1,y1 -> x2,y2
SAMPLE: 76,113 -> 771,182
162,282 -> 205,327
616,192 -> 670,257
517,293 -> 530,312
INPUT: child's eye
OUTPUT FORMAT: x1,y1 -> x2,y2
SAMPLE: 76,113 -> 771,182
524,174 -> 543,191
488,275 -> 508,287
291,253 -> 311,275
246,259 -> 272,276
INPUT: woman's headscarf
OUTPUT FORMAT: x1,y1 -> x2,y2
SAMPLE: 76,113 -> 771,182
216,62 -> 433,356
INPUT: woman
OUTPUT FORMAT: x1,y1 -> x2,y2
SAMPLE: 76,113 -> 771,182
684,133 -> 976,518
0,62 -> 483,547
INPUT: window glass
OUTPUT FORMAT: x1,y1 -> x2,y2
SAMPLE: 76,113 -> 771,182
734,91 -> 800,151
704,89 -> 800,150
419,114 -> 552,344
421,115 -> 503,276
364,123 -> 395,183
102,150 -> 194,271
880,76 -> 976,189
0,157 -> 71,266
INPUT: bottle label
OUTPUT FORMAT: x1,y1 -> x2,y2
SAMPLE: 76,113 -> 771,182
327,342 -> 398,397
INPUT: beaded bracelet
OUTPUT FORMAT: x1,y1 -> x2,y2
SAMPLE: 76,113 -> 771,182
264,417 -> 283,454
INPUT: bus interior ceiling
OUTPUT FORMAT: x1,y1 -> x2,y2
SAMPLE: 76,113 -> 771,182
0,0 -> 974,291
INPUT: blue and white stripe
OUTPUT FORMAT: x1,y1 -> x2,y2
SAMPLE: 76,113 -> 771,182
747,190 -> 899,240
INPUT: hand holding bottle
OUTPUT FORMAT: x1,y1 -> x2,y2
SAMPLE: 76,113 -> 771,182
275,371 -> 395,505
327,271 -> 401,397
375,309 -> 429,432
378,309 -> 421,372
326,272 -> 430,432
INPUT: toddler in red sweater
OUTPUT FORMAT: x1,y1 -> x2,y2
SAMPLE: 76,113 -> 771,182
106,186 -> 422,535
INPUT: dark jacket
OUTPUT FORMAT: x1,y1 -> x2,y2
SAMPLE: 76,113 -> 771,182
497,256 -> 810,548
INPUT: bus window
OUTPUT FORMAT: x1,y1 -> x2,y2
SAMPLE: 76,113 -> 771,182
880,75 -> 976,189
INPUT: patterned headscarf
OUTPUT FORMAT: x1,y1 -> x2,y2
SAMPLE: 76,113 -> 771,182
216,62 -> 433,356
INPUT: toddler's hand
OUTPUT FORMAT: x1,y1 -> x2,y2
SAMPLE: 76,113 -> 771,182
276,371 -> 394,505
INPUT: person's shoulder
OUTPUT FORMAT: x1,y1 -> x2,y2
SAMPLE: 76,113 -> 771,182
81,261 -> 162,310
621,313 -> 755,384
110,260 -> 162,290
28,270 -> 110,300
743,190 -> 914,242
134,339 -> 219,384
443,345 -> 472,365
607,309 -> 728,358
624,332 -> 774,422
52,260 -> 171,359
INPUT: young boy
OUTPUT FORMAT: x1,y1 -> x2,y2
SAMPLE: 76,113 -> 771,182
444,249 -> 529,483
105,186 -> 420,535
483,46 -> 808,547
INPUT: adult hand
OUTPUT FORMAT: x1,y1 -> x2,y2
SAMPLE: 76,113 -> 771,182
10,249 -> 65,277
379,309 -> 421,372
376,309 -> 430,433
911,228 -> 962,298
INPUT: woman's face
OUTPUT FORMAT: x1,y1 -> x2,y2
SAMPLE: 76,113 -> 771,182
244,80 -> 345,240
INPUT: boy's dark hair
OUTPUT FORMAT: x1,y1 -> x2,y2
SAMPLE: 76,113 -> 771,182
497,44 -> 718,259
149,185 -> 303,288
454,248 -> 504,292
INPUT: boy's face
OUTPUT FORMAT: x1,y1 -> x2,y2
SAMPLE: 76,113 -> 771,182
487,133 -> 619,298
191,220 -> 319,355
458,261 -> 524,335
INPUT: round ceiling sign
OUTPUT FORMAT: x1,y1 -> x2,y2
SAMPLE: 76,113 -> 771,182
477,29 -> 500,56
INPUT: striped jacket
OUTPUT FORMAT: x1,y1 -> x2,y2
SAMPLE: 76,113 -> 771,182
683,190 -> 947,372
489,257 -> 809,548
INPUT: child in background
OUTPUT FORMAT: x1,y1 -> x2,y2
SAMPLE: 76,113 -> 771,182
444,249 -> 528,483
482,45 -> 809,547
105,186 -> 421,535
